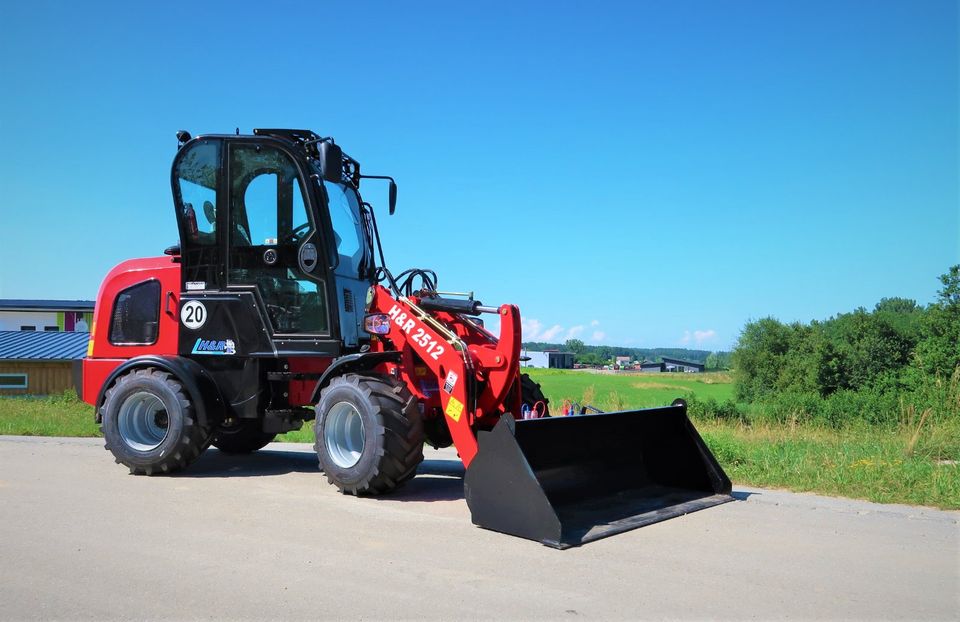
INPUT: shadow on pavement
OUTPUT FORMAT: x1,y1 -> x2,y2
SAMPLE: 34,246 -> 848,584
178,448 -> 319,478
175,450 -> 739,509
177,449 -> 466,503
374,458 -> 466,503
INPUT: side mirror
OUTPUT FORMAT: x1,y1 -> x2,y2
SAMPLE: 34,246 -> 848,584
318,141 -> 343,183
389,180 -> 397,215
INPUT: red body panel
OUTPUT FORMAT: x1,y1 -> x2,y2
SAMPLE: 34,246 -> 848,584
287,357 -> 333,406
82,256 -> 181,405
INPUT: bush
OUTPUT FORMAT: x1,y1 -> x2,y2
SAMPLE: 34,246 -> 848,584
686,395 -> 747,423
750,391 -> 823,424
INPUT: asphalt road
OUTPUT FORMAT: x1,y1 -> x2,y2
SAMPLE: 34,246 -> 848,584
1,436 -> 957,621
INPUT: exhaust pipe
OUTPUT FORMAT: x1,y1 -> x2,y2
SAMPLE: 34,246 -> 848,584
464,400 -> 733,548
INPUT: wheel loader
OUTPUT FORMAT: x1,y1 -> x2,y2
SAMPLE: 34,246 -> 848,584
80,128 -> 732,548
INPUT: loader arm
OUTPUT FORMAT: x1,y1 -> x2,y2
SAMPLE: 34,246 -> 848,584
368,285 -> 522,466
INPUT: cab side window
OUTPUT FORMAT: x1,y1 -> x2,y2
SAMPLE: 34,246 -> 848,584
109,280 -> 161,345
175,141 -> 220,245
173,139 -> 223,288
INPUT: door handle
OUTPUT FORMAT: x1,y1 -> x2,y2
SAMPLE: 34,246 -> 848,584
165,291 -> 177,316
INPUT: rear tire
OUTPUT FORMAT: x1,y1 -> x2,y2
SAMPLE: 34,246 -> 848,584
520,373 -> 550,417
211,420 -> 276,454
314,373 -> 424,495
100,368 -> 211,475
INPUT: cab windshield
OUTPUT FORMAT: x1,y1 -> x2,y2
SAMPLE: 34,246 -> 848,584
322,180 -> 368,277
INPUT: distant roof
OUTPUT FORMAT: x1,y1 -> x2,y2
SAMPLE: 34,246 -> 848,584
661,357 -> 705,367
0,299 -> 95,312
0,331 -> 88,361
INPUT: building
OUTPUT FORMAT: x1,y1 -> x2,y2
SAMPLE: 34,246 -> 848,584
0,300 -> 95,332
521,350 -> 575,369
661,357 -> 705,373
640,361 -> 665,373
0,330 -> 89,395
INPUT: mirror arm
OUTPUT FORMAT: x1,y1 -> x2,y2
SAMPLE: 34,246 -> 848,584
358,174 -> 398,215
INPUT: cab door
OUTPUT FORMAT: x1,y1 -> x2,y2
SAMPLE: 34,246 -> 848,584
226,142 -> 334,343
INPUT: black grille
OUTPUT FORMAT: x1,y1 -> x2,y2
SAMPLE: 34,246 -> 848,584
343,289 -> 354,312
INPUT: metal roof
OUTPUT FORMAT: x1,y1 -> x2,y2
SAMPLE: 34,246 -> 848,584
0,299 -> 95,312
0,331 -> 89,361
661,357 -> 706,368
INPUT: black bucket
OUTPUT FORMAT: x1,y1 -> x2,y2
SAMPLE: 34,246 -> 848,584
463,399 -> 733,548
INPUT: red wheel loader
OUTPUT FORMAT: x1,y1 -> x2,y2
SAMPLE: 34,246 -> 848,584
80,129 -> 732,548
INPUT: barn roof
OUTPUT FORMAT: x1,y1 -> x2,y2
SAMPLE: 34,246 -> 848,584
661,357 -> 705,368
0,331 -> 89,361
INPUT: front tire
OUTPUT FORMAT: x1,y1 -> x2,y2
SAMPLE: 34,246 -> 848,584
211,420 -> 275,454
314,374 -> 424,495
100,368 -> 211,475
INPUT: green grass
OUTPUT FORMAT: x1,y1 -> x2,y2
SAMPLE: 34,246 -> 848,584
698,419 -> 960,509
523,368 -> 735,411
279,424 -> 314,443
0,391 -> 100,437
2,373 -> 957,509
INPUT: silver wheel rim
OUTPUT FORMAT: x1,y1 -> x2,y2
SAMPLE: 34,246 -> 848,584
324,401 -> 365,468
117,391 -> 169,451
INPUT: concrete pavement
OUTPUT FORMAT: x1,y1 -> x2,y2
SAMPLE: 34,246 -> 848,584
0,436 -> 957,620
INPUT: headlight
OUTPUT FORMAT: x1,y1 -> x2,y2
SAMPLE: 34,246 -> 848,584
364,313 -> 391,335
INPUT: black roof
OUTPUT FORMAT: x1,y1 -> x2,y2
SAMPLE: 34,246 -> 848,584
0,299 -> 95,312
661,357 -> 705,367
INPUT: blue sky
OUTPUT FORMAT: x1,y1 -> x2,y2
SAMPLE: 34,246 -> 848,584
0,1 -> 956,350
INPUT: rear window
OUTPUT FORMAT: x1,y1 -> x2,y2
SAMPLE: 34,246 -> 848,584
109,280 -> 161,345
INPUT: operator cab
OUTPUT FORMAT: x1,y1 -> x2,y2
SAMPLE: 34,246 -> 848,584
170,129 -> 387,355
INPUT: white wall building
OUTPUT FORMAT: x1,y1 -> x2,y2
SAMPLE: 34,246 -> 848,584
521,350 -> 574,369
0,300 -> 94,332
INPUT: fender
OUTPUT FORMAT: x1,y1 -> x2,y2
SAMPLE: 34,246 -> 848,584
309,351 -> 402,403
94,355 -> 226,428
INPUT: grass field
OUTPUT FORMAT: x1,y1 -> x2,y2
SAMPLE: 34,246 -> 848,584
522,368 -> 735,411
0,392 -> 99,437
2,371 -> 957,509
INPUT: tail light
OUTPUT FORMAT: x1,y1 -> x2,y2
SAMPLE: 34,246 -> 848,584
364,314 -> 391,335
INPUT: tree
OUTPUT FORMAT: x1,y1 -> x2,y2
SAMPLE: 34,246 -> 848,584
564,338 -> 586,355
732,317 -> 793,401
914,265 -> 960,376
705,351 -> 732,371
874,297 -> 920,315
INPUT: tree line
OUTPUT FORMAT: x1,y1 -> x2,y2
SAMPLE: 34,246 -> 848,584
726,265 -> 960,425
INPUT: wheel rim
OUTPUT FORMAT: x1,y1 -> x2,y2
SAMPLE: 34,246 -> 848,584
324,401 -> 365,468
117,391 -> 169,451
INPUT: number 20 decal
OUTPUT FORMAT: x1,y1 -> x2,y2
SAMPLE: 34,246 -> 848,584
181,300 -> 207,330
